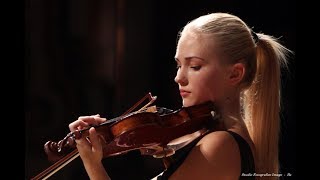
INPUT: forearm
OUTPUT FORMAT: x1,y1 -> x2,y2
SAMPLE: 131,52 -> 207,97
83,161 -> 111,180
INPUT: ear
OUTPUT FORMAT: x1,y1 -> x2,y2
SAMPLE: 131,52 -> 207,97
227,63 -> 245,85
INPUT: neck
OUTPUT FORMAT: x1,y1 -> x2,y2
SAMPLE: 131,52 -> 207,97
217,96 -> 244,130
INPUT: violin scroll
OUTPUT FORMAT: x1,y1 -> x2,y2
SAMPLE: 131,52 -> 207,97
44,132 -> 76,162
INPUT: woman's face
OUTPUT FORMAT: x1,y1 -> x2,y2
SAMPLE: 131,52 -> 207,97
175,31 -> 229,107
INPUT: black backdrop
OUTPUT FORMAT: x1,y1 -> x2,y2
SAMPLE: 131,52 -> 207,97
25,0 -> 296,179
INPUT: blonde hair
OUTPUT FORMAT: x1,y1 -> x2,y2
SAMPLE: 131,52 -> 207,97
181,12 -> 292,179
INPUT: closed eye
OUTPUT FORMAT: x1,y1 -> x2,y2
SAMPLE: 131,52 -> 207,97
191,66 -> 201,70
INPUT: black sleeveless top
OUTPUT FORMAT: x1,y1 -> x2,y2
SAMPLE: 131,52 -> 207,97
157,130 -> 255,180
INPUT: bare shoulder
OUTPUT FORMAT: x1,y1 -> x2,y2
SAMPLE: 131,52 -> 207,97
197,130 -> 241,160
170,131 -> 241,180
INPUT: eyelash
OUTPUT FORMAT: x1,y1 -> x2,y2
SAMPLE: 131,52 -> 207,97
176,65 -> 201,70
191,66 -> 201,70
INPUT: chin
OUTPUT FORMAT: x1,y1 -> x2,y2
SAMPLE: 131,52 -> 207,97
182,99 -> 197,107
182,98 -> 209,107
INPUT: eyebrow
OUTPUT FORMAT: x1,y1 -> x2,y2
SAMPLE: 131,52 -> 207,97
174,56 -> 206,62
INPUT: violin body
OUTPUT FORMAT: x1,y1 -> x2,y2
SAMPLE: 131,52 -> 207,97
100,101 -> 221,158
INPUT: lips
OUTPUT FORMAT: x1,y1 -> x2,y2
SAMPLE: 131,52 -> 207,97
179,89 -> 191,97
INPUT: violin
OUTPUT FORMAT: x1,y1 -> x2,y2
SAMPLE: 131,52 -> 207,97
31,92 -> 223,180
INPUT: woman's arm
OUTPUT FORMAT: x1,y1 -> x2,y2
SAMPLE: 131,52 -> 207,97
69,115 -> 111,180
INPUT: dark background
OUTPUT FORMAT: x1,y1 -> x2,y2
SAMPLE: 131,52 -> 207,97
25,0 -> 296,179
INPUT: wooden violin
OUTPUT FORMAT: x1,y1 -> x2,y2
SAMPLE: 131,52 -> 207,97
31,93 -> 223,180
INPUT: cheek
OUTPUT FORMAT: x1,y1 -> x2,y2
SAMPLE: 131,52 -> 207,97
198,77 -> 217,93
194,72 -> 224,98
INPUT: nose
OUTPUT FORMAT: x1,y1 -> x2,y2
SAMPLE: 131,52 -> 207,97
174,68 -> 187,86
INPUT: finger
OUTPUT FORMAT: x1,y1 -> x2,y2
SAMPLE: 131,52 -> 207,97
93,116 -> 107,124
75,136 -> 91,149
69,116 -> 100,131
69,115 -> 107,132
79,115 -> 107,125
78,116 -> 99,125
88,127 -> 102,152
69,119 -> 89,131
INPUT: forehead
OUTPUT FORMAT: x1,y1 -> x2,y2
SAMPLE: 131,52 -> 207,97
175,31 -> 218,60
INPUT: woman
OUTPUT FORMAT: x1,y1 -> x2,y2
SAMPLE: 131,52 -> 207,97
69,12 -> 292,180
